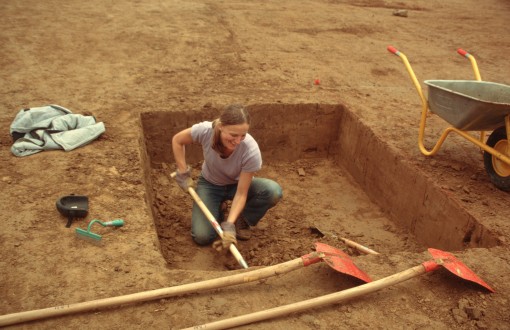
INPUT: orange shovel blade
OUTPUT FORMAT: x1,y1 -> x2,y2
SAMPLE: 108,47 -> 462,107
315,242 -> 372,283
428,248 -> 494,292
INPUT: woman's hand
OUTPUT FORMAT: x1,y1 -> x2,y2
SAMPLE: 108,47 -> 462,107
175,167 -> 196,192
212,222 -> 237,253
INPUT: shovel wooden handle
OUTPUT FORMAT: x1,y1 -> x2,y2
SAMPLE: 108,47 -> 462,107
187,186 -> 249,269
170,171 -> 249,269
184,264 -> 428,330
340,237 -> 379,255
0,255 -> 323,327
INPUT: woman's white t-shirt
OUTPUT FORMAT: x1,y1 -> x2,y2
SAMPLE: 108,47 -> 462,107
191,121 -> 262,186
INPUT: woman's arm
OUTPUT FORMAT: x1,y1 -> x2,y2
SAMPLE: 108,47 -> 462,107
226,171 -> 254,224
172,128 -> 193,173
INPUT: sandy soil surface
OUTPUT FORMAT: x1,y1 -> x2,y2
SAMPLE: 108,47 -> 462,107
1,0 -> 509,329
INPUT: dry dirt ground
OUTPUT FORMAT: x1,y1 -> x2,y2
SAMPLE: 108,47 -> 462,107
1,0 -> 510,329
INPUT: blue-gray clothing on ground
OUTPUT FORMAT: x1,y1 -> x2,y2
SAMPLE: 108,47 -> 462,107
9,105 -> 105,157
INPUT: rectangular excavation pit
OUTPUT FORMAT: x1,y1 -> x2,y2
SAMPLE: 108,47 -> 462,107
139,103 -> 499,270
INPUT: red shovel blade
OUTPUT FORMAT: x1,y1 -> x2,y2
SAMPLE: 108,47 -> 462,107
428,248 -> 494,292
315,242 -> 372,283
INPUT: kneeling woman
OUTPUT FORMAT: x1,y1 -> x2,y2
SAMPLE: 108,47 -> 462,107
172,104 -> 283,251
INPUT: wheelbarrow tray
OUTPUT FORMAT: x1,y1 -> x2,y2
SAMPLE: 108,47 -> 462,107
424,80 -> 510,131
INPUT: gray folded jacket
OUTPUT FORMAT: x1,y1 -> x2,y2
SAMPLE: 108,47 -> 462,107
10,104 -> 106,157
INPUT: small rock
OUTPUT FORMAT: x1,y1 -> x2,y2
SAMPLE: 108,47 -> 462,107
465,306 -> 482,320
475,321 -> 488,330
297,168 -> 306,176
109,166 -> 120,176
458,298 -> 470,310
393,9 -> 408,17
451,308 -> 468,323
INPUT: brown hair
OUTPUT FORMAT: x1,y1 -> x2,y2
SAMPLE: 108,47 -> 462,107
211,104 -> 251,155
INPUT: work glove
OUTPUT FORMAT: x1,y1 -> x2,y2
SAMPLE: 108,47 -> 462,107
175,167 -> 196,192
212,222 -> 237,253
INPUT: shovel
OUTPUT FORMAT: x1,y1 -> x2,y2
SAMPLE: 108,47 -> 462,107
185,248 -> 494,330
339,237 -> 379,255
167,168 -> 249,269
309,226 -> 379,255
0,243 -> 371,327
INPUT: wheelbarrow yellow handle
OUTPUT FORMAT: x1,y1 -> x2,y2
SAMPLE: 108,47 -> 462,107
457,48 -> 482,81
387,45 -> 456,157
457,48 -> 468,56
387,45 -> 399,55
457,48 -> 486,144
387,45 -> 427,105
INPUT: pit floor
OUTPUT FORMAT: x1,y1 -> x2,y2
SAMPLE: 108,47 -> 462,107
150,158 -> 424,271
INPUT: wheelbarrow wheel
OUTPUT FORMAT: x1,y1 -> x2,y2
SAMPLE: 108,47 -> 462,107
483,126 -> 510,191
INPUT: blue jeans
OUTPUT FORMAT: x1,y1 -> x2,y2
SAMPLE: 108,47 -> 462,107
191,175 -> 283,245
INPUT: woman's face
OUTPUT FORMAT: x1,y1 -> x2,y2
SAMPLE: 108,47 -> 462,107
220,123 -> 249,152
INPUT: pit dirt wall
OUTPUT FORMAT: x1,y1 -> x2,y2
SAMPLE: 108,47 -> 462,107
140,103 -> 344,167
335,108 -> 500,250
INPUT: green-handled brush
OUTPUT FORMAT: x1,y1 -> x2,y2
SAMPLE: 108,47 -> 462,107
75,219 -> 124,242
